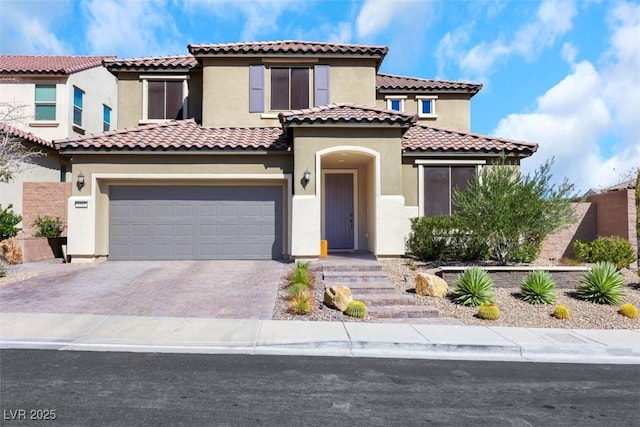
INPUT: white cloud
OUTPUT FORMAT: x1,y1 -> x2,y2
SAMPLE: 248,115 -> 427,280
493,2 -> 640,192
437,0 -> 577,79
355,0 -> 399,38
0,0 -> 71,54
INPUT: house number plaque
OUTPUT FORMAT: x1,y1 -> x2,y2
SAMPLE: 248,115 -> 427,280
74,201 -> 88,208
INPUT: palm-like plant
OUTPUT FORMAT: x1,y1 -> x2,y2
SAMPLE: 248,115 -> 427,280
577,262 -> 625,305
520,270 -> 556,304
452,267 -> 495,306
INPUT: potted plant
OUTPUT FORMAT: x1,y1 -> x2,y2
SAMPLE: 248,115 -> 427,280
32,215 -> 66,259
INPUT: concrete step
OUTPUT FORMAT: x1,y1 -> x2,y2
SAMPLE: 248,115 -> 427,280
321,264 -> 382,272
355,293 -> 419,306
323,271 -> 388,283
324,282 -> 395,294
379,317 -> 464,325
368,305 -> 439,319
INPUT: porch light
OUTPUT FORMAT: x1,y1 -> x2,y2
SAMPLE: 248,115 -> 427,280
302,168 -> 311,187
77,172 -> 85,190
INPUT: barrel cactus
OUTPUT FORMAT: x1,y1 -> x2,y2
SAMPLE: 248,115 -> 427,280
477,303 -> 500,320
344,301 -> 367,319
619,303 -> 638,319
553,305 -> 571,320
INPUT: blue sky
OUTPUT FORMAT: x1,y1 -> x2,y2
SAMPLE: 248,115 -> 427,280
1,0 -> 639,192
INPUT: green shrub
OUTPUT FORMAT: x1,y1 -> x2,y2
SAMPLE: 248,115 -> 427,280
553,305 -> 571,320
573,237 -> 636,269
289,265 -> 310,286
344,301 -> 367,319
0,204 -> 22,241
511,232 -> 544,263
577,262 -> 624,305
406,216 -> 488,262
0,266 -> 5,278
288,291 -> 313,315
477,303 -> 500,320
32,215 -> 64,238
287,281 -> 309,298
619,303 -> 638,319
520,270 -> 556,304
452,267 -> 495,306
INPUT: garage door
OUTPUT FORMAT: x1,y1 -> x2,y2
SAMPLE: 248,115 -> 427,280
109,185 -> 283,260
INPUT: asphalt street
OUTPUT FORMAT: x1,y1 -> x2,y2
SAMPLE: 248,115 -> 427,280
1,350 -> 639,426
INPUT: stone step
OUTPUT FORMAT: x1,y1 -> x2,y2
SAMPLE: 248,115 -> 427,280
321,264 -> 382,272
325,282 -> 395,294
355,293 -> 419,306
367,305 -> 439,319
323,271 -> 388,283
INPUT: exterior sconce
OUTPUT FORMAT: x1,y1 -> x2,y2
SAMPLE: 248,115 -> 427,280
77,172 -> 85,190
302,168 -> 311,188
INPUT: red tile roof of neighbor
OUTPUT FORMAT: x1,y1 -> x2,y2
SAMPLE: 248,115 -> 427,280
279,103 -> 416,127
376,73 -> 482,94
0,122 -> 54,149
104,55 -> 198,71
188,41 -> 389,57
55,120 -> 291,152
402,124 -> 538,155
0,55 -> 115,75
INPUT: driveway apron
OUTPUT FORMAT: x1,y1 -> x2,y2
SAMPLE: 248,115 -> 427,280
0,261 -> 286,319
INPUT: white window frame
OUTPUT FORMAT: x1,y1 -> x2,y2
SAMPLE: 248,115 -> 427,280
416,159 -> 485,217
416,95 -> 437,118
385,95 -> 406,112
140,75 -> 189,124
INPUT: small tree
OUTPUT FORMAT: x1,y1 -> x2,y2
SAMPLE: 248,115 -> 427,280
0,102 -> 43,182
453,158 -> 577,265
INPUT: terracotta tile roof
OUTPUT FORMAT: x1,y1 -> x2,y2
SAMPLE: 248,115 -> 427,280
104,55 -> 198,71
55,120 -> 290,152
0,55 -> 114,75
377,73 -> 482,94
0,122 -> 54,149
279,103 -> 416,127
402,124 -> 538,156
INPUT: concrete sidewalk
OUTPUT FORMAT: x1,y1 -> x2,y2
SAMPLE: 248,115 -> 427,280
1,312 -> 638,364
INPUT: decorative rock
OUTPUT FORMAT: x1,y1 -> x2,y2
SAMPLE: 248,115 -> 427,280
415,273 -> 448,297
324,285 -> 353,311
0,238 -> 23,265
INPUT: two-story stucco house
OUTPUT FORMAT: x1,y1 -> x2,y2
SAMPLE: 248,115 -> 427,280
0,55 -> 118,238
54,41 -> 537,263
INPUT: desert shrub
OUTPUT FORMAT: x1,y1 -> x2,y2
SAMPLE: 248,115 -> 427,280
511,232 -> 544,263
406,216 -> 488,262
32,215 -> 64,238
520,270 -> 556,304
289,263 -> 311,286
288,290 -> 313,315
553,305 -> 571,320
287,281 -> 309,298
344,301 -> 367,319
0,265 -> 5,277
619,303 -> 638,319
573,237 -> 636,269
452,267 -> 494,306
577,262 -> 624,305
477,303 -> 500,320
0,204 -> 22,241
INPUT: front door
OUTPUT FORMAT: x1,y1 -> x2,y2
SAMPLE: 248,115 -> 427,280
325,173 -> 354,250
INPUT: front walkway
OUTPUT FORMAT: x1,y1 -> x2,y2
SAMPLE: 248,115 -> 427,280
0,260 -> 286,319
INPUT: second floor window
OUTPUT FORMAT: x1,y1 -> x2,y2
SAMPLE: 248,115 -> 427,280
385,95 -> 406,112
271,67 -> 309,110
103,105 -> 111,131
73,86 -> 84,127
148,80 -> 183,120
35,84 -> 56,121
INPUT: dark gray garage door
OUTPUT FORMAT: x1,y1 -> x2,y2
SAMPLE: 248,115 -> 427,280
109,185 -> 283,260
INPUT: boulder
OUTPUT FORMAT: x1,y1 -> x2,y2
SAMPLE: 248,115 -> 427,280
415,273 -> 448,297
324,285 -> 353,312
0,238 -> 23,265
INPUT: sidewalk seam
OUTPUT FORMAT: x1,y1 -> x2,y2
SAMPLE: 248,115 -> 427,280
71,314 -> 111,345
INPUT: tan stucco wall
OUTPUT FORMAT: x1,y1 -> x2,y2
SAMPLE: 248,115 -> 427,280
376,93 -> 472,131
201,58 -> 378,128
188,70 -> 203,124
291,127 -> 403,196
116,73 -> 142,128
401,159 -> 418,206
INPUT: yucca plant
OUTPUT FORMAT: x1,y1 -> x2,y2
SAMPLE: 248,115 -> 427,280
520,270 -> 556,304
577,262 -> 624,305
452,267 -> 495,306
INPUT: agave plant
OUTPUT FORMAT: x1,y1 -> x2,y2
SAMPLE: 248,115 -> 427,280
452,267 -> 495,306
520,270 -> 556,304
577,262 -> 624,305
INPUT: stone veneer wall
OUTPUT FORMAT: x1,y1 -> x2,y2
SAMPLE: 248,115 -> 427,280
21,182 -> 72,237
539,203 -> 597,260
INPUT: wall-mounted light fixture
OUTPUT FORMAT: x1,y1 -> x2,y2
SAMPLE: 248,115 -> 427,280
76,172 -> 85,190
302,168 -> 311,188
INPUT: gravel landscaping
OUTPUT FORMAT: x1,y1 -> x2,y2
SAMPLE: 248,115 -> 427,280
380,258 -> 640,330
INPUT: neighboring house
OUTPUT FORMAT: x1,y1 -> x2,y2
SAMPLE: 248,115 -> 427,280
0,55 -> 118,236
54,41 -> 537,263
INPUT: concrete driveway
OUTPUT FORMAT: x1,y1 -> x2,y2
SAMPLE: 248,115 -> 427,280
0,260 -> 287,319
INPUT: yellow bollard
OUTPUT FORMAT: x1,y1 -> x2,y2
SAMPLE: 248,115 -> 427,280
320,240 -> 328,258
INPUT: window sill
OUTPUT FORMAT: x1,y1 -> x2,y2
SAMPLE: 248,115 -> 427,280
72,124 -> 85,135
418,114 -> 438,119
138,119 -> 173,125
29,121 -> 59,128
260,113 -> 279,119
